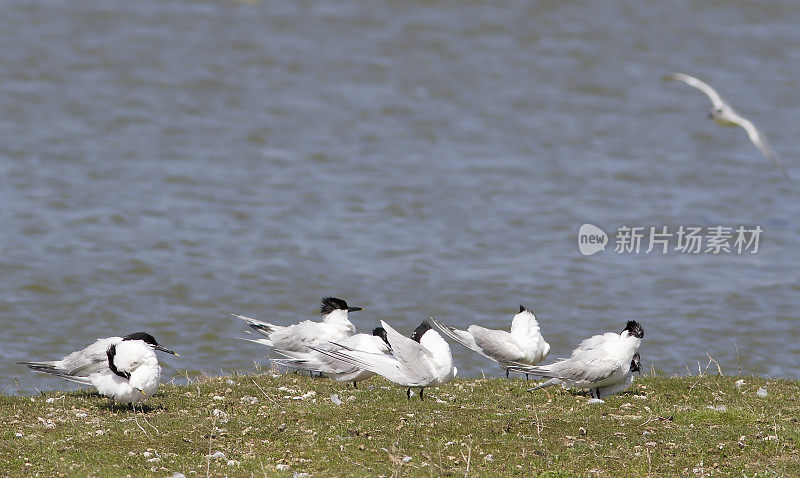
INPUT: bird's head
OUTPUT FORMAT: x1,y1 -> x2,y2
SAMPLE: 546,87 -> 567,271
320,297 -> 362,315
621,320 -> 644,339
123,332 -> 179,356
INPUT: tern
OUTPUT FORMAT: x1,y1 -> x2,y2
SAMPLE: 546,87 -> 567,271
19,332 -> 177,378
429,305 -> 550,378
235,297 -> 362,352
311,319 -> 456,400
20,335 -> 174,404
664,72 -> 789,179
268,327 -> 392,387
510,320 -> 644,399
528,352 -> 641,399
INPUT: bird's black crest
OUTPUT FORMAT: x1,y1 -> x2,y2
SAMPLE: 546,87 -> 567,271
410,321 -> 432,343
519,305 -> 530,314
372,327 -> 390,348
107,344 -> 131,380
123,332 -> 159,346
630,352 -> 641,373
622,320 -> 644,339
320,297 -> 350,314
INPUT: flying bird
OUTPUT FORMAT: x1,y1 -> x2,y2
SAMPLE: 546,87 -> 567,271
20,334 -> 174,404
664,72 -> 790,179
268,327 -> 392,387
311,319 -> 456,400
235,297 -> 362,352
429,305 -> 550,378
510,320 -> 644,400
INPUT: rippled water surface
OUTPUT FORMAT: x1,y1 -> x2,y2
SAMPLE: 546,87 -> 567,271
2,0 -> 800,393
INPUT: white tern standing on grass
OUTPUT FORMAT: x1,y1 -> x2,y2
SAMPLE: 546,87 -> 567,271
429,305 -> 550,378
510,320 -> 644,399
19,332 -> 178,378
529,352 -> 642,399
235,297 -> 362,352
20,334 -> 176,404
664,72 -> 790,179
311,319 -> 456,400
267,327 -> 392,388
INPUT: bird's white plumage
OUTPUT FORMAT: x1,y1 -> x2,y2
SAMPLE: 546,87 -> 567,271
430,307 -> 550,373
530,353 -> 641,398
311,320 -> 456,391
665,72 -> 789,178
269,332 -> 391,384
235,308 -> 356,352
22,339 -> 163,404
512,323 -> 643,397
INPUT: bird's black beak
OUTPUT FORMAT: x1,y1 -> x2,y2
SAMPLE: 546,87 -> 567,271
707,112 -> 714,120
154,345 -> 179,356
347,307 -> 363,312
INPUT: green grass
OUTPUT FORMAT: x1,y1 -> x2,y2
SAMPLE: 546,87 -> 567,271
1,370 -> 799,476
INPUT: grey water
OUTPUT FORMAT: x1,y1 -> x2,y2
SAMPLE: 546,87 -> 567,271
2,0 -> 799,394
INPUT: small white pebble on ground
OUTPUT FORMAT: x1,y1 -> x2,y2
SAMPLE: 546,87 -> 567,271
213,409 -> 229,422
330,394 -> 342,406
484,454 -> 494,462
14,433 -> 22,438
293,473 -> 311,478
402,456 -> 412,463
227,460 -> 240,466
756,388 -> 767,397
735,379 -> 745,389
633,395 -> 647,400
278,386 -> 298,394
706,405 -> 727,412
587,398 -> 605,405
207,451 -> 226,460
226,379 -> 237,386
212,395 -> 225,401
275,464 -> 291,471
172,473 -> 187,478
240,396 -> 258,405
300,391 -> 316,400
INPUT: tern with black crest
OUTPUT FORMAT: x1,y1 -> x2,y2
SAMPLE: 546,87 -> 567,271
311,319 -> 456,400
235,297 -> 362,352
510,320 -> 644,400
19,333 -> 176,404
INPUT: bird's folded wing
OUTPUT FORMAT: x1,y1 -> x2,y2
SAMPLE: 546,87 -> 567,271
311,345 -> 419,385
468,326 -> 524,366
379,320 -> 436,381
428,317 -> 494,361
232,314 -> 281,337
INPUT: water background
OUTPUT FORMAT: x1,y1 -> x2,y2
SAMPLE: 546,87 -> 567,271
2,0 -> 799,393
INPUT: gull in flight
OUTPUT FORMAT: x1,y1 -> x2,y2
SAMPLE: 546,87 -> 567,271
311,319 -> 456,400
268,327 -> 392,387
429,305 -> 550,378
528,352 -> 641,399
235,297 -> 362,352
510,320 -> 644,400
20,333 -> 176,404
664,72 -> 790,179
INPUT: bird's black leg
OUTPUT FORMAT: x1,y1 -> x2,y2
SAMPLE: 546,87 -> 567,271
525,374 -> 530,381
506,369 -> 510,379
419,387 -> 425,400
353,381 -> 358,389
407,388 -> 411,400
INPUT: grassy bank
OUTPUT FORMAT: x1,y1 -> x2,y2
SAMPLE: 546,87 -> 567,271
1,370 -> 798,476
